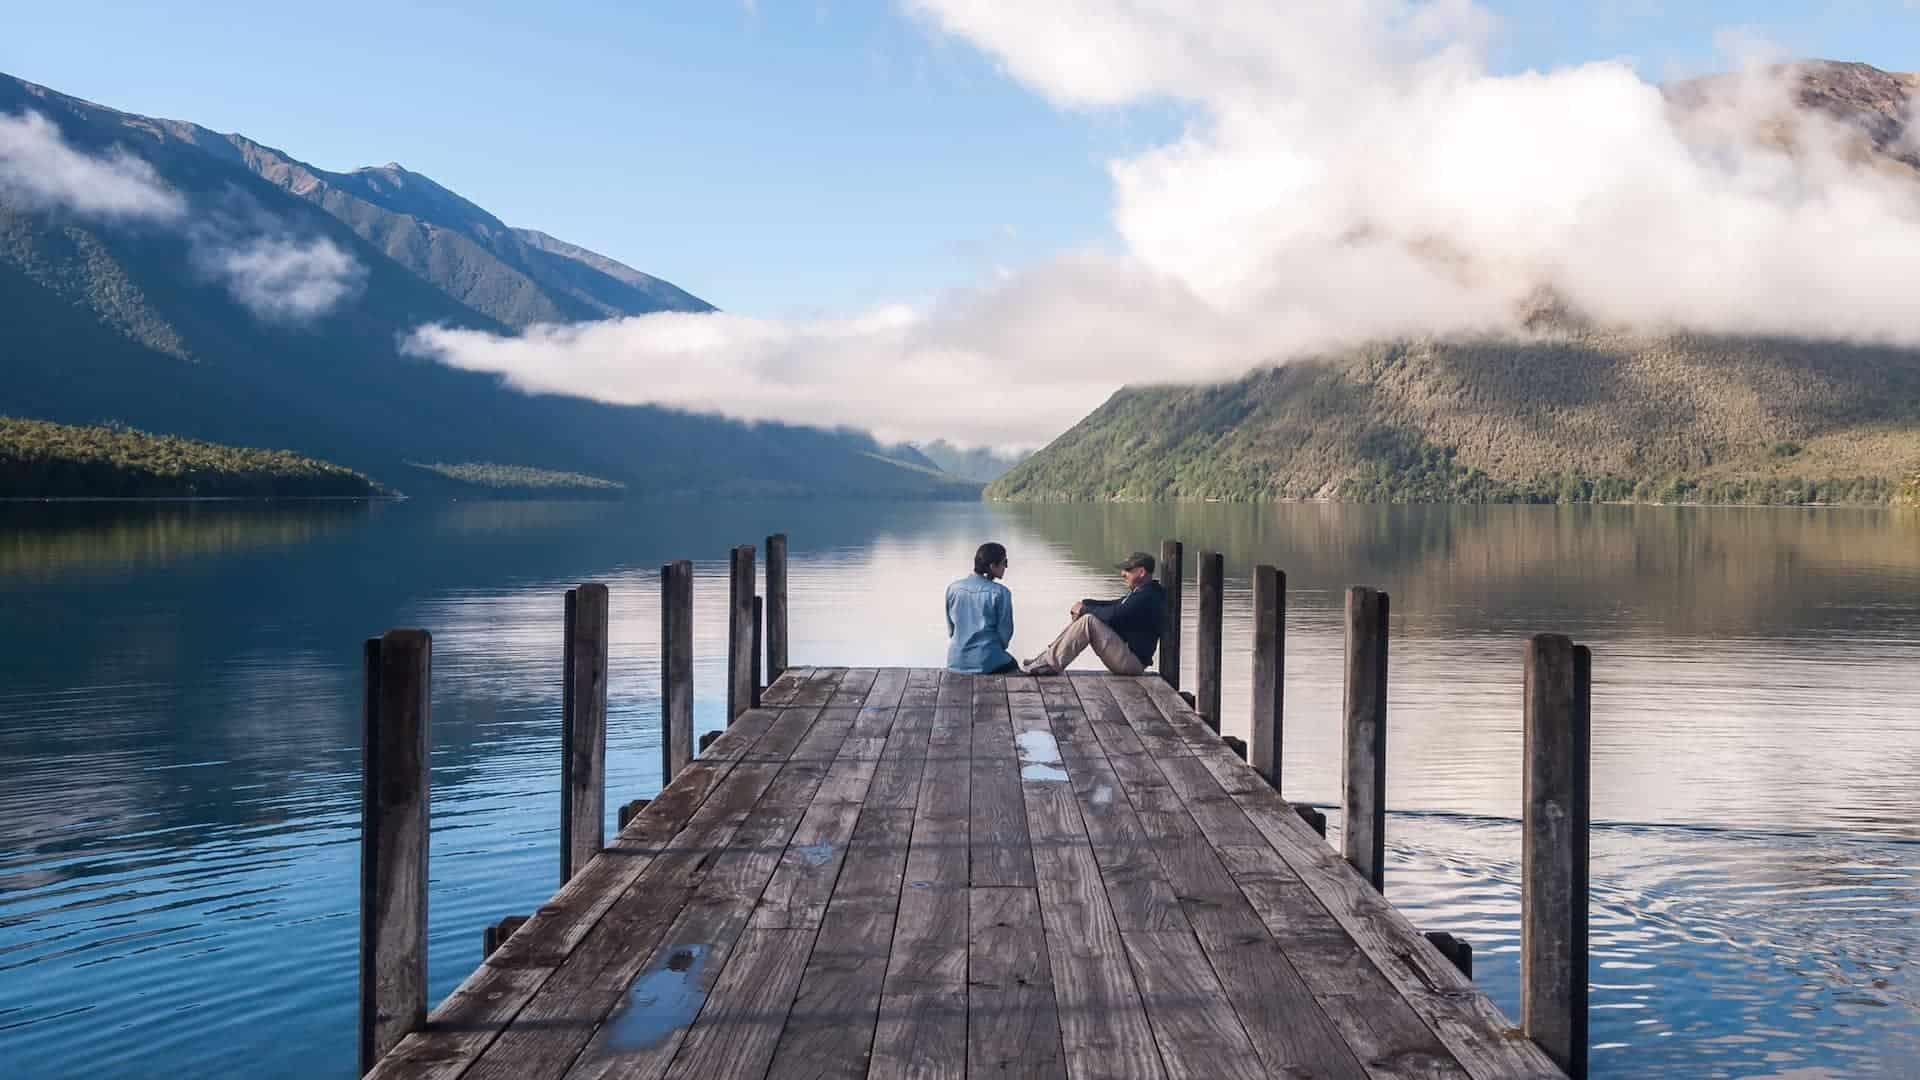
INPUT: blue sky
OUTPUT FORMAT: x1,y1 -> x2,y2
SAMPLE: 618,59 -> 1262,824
6,1 -> 1918,318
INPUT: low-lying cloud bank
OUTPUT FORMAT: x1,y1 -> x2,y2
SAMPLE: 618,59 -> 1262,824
0,109 -> 362,323
412,1 -> 1920,448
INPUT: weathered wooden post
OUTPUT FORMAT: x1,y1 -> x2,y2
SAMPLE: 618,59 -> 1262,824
360,629 -> 431,1076
751,595 -> 764,709
1250,564 -> 1285,791
661,560 -> 694,785
560,584 -> 609,885
1523,634 -> 1592,1079
1342,586 -> 1389,892
1196,550 -> 1224,733
1159,540 -> 1183,688
727,544 -> 755,724
618,798 -> 652,830
1424,931 -> 1474,979
766,533 -> 789,680
699,729 -> 722,753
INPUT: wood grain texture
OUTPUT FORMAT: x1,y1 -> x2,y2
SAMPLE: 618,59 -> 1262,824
1342,587 -> 1389,892
363,704 -> 788,1080
1132,676 -> 1562,1080
1158,541 -> 1183,690
361,630 -> 432,1076
562,584 -> 610,885
1522,637 -> 1591,1080
968,888 -> 1065,1079
728,544 -> 756,723
1195,551 -> 1224,733
365,671 -> 1561,1080
1249,565 -> 1285,793
766,532 -> 789,679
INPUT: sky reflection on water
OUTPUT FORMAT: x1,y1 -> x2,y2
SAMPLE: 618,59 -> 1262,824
0,499 -> 1916,1077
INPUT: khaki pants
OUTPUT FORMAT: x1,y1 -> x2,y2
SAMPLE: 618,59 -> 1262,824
1024,615 -> 1146,676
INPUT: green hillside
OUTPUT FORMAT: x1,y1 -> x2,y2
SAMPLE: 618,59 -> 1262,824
989,330 -> 1920,505
0,73 -> 968,500
1,417 -> 373,498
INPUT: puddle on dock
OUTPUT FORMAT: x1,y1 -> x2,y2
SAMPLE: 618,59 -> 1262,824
600,943 -> 710,1053
1016,729 -> 1069,782
794,841 -> 836,866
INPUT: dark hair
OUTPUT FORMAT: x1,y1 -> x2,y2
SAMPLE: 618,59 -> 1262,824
973,542 -> 1007,576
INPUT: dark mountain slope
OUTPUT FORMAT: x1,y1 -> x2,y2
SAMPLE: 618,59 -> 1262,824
0,74 -> 967,498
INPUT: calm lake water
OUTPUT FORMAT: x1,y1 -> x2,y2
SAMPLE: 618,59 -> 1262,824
2,499 -> 1917,1078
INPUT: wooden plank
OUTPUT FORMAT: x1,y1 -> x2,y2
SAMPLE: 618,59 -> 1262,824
1249,565 -> 1284,792
1130,677 -> 1563,1080
1011,694 -> 1164,1079
660,561 -> 695,784
561,708 -> 853,1080
1522,637 -> 1591,1080
728,544 -> 756,722
872,670 -> 973,1079
1158,540 -> 1183,689
1041,686 -> 1188,933
763,805 -> 914,1078
1120,931 -> 1266,1080
661,929 -> 814,1080
1195,551 -> 1224,733
1207,845 -> 1463,1080
970,682 -> 1036,887
562,584 -> 610,885
828,667 -> 881,708
364,701 -> 792,1080
766,532 -> 789,679
856,668 -> 911,737
454,703 -> 826,1080
751,712 -> 886,929
902,667 -> 943,706
361,630 -> 431,1076
759,667 -> 815,707
1342,587 -> 1389,891
789,668 -> 848,709
968,887 -> 1066,1079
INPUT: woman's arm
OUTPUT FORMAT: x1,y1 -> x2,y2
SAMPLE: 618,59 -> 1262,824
997,588 -> 1014,648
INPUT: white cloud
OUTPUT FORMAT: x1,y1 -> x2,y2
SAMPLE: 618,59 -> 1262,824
1,110 -> 363,322
0,110 -> 184,220
415,2 -> 1920,448
195,233 -> 365,323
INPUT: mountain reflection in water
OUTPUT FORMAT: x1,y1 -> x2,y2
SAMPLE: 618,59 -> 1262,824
1,500 -> 1915,1077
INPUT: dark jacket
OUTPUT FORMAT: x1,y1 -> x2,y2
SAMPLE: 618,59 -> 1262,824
1081,579 -> 1165,668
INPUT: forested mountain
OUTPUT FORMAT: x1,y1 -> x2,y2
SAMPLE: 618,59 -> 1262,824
0,73 -> 969,498
989,330 -> 1920,503
993,62 -> 1920,506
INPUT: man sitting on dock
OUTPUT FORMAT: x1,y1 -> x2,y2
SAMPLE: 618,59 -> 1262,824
1020,551 -> 1165,676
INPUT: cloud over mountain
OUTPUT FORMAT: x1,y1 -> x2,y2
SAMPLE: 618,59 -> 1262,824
421,2 -> 1920,449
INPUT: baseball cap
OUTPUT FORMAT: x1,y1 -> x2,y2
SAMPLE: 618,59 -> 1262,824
1116,551 -> 1156,574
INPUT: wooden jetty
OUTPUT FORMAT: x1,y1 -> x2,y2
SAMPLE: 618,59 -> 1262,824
358,537 -> 1591,1079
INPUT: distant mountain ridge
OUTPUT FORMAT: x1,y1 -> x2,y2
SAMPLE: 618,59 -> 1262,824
0,72 -> 969,499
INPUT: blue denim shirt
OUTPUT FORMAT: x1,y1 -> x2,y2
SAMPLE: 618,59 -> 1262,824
945,574 -> 1015,673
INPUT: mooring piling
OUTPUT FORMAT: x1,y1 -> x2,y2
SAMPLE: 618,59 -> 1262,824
765,532 -> 789,680
660,560 -> 694,784
1523,633 -> 1593,1079
359,629 -> 431,1076
559,584 -> 609,885
727,544 -> 755,724
1195,549 -> 1225,733
1342,585 -> 1390,892
1159,539 -> 1184,689
1250,563 -> 1285,792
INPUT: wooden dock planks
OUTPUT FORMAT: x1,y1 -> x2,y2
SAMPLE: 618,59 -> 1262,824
367,669 -> 1562,1080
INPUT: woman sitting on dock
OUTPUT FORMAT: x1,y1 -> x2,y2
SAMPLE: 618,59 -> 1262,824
945,542 -> 1017,674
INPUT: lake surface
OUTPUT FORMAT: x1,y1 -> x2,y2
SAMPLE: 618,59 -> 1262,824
2,499 -> 1917,1078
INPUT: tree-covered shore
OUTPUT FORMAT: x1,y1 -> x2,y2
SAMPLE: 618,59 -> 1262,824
1,418 -> 376,499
